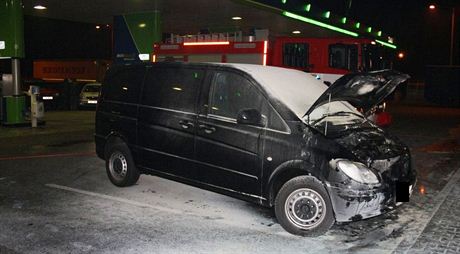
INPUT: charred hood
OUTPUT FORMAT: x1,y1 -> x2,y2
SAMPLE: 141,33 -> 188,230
305,70 -> 410,116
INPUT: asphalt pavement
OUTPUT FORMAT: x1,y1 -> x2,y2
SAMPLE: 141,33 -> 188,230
0,102 -> 459,254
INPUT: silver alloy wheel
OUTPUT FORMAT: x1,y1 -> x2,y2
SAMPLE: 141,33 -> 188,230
109,151 -> 128,181
284,188 -> 326,229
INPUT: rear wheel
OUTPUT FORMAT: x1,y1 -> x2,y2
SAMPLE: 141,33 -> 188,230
275,176 -> 335,236
105,142 -> 140,187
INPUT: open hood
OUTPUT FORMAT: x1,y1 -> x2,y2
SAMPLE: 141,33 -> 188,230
305,70 -> 410,117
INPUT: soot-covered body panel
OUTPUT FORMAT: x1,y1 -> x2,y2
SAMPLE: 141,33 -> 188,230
305,127 -> 416,222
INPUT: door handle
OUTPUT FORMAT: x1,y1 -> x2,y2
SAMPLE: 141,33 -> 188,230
199,124 -> 216,134
179,120 -> 194,129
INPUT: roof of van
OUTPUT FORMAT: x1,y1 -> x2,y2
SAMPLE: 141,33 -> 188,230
220,63 -> 328,119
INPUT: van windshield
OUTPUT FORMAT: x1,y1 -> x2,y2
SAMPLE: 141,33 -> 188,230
303,101 -> 372,136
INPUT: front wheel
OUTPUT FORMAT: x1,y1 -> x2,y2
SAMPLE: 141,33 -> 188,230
275,176 -> 335,236
105,142 -> 140,187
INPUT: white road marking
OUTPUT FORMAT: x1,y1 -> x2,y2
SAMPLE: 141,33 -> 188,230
44,183 -> 290,237
45,183 -> 183,215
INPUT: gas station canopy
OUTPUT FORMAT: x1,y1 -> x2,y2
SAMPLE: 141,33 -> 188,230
21,0 -> 396,48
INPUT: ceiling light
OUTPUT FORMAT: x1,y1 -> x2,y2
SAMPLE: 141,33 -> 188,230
138,23 -> 146,28
292,30 -> 301,34
33,5 -> 47,10
232,16 -> 242,20
95,25 -> 101,29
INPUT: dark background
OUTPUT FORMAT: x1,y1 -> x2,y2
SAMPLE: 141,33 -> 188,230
1,0 -> 459,81
311,0 -> 460,80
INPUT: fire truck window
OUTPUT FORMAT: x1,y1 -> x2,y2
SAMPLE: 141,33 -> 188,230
329,44 -> 358,71
141,67 -> 204,113
104,67 -> 145,104
283,43 -> 309,69
209,72 -> 264,119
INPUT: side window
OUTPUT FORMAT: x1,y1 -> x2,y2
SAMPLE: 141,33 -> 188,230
142,67 -> 204,113
209,72 -> 264,119
283,43 -> 309,69
105,67 -> 145,104
264,104 -> 287,131
329,44 -> 358,71
208,71 -> 288,132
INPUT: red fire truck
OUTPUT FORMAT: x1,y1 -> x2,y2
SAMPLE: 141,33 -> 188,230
152,31 -> 395,126
152,30 -> 394,84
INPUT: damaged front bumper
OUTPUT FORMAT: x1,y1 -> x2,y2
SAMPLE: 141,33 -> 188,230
325,179 -> 415,222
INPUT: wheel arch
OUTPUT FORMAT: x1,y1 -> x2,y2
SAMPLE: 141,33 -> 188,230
104,132 -> 129,159
266,160 -> 320,207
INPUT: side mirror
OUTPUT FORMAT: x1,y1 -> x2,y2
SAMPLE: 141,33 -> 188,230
237,108 -> 266,127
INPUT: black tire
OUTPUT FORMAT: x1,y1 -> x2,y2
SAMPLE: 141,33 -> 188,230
105,142 -> 140,187
275,176 -> 335,236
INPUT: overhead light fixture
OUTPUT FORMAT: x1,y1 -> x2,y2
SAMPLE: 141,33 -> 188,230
33,5 -> 47,10
429,4 -> 436,10
283,11 -> 358,37
184,41 -> 230,46
305,4 -> 311,12
292,30 -> 301,34
95,25 -> 101,29
138,23 -> 146,28
232,16 -> 242,20
375,39 -> 397,49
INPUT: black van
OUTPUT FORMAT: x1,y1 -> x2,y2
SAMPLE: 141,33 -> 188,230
95,62 -> 416,236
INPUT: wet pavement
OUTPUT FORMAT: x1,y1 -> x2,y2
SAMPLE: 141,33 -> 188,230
0,103 -> 459,254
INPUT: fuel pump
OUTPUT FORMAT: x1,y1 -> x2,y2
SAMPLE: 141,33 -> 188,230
26,85 -> 44,127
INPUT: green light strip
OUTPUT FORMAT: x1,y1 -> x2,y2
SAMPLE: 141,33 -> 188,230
375,39 -> 397,49
305,4 -> 311,12
283,11 -> 358,37
324,11 -> 330,18
355,22 -> 360,29
377,31 -> 382,36
367,27 -> 372,33
341,17 -> 347,24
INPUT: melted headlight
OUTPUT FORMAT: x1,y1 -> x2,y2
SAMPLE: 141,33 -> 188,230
336,160 -> 379,184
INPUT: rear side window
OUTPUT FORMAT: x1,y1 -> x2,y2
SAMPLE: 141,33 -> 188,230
104,67 -> 145,104
141,67 -> 204,113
